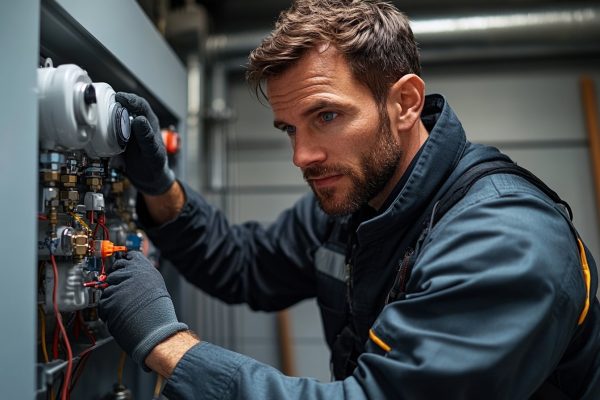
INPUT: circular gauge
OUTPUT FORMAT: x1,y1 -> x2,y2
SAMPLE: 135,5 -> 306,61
115,106 -> 131,148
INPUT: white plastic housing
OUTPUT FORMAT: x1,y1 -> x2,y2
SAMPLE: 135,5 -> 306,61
38,61 -> 98,150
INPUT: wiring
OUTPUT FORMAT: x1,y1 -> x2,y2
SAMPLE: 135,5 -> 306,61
38,306 -> 50,363
117,351 -> 127,386
68,212 -> 92,235
98,213 -> 109,240
52,323 -> 60,360
84,237 -> 127,288
69,312 -> 97,395
50,255 -> 73,400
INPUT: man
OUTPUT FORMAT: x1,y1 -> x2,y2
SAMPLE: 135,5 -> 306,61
99,0 -> 600,398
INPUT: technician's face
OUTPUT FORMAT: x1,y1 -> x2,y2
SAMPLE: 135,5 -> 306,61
267,45 -> 402,216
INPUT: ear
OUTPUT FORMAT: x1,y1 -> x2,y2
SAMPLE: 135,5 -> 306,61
387,74 -> 425,132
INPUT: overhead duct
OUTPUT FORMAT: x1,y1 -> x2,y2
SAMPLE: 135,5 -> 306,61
205,5 -> 600,64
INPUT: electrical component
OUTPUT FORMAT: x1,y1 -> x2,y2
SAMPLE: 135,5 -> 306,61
94,240 -> 128,258
34,56 -> 177,400
38,59 -> 97,151
38,59 -> 131,159
44,259 -> 91,312
84,192 -> 105,212
85,83 -> 131,158
36,61 -> 146,398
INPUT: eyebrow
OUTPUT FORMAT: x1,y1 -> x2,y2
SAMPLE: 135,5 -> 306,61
272,100 -> 339,130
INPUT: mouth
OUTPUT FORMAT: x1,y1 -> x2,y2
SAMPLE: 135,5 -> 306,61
307,174 -> 343,189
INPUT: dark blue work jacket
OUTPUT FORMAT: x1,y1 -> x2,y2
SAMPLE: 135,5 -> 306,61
141,94 -> 600,399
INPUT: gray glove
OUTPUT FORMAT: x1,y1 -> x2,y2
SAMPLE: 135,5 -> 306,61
99,251 -> 188,368
115,92 -> 175,195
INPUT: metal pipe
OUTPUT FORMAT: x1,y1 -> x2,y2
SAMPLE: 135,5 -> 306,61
208,62 -> 228,193
205,5 -> 600,62
412,6 -> 600,45
185,53 -> 204,192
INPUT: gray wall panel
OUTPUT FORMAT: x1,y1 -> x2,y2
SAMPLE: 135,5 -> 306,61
228,193 -> 307,224
426,71 -> 599,143
0,1 -> 39,398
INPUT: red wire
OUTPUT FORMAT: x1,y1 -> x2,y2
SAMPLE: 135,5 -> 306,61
52,324 -> 60,359
102,258 -> 107,277
100,223 -> 109,240
50,255 -> 73,400
77,311 -> 96,347
69,313 -> 97,396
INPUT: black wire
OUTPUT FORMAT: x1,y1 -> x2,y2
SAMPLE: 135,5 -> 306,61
54,372 -> 65,400
69,352 -> 91,395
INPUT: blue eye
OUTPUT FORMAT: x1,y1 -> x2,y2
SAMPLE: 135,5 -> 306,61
284,125 -> 296,135
321,112 -> 338,122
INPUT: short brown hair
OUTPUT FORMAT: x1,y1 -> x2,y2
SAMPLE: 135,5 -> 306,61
246,0 -> 421,105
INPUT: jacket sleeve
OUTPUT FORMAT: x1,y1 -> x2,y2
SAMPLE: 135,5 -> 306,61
163,342 -> 368,400
138,182 -> 330,311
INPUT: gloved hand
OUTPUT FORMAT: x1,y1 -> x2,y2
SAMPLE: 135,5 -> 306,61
115,92 -> 175,195
99,251 -> 188,368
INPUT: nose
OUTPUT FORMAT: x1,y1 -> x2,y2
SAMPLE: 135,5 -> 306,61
292,132 -> 327,169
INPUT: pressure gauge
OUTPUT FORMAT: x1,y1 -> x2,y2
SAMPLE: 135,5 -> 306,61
115,105 -> 131,148
84,82 -> 131,158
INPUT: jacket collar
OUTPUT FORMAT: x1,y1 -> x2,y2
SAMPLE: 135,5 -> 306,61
354,94 -> 468,245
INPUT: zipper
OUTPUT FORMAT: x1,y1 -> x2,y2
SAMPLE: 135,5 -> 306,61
344,217 -> 360,317
345,261 -> 354,315
386,248 -> 414,304
345,235 -> 357,316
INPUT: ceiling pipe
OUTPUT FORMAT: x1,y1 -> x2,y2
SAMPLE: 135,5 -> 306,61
205,5 -> 600,64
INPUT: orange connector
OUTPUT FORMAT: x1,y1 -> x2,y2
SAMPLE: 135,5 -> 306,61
95,240 -> 128,258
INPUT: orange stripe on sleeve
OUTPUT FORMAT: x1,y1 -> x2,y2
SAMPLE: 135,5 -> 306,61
577,238 -> 591,325
369,329 -> 391,352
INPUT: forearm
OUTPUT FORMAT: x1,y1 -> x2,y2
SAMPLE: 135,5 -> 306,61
142,180 -> 186,225
142,187 -> 319,311
145,330 -> 200,378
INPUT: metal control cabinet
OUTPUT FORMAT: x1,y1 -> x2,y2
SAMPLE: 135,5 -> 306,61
0,1 -> 188,398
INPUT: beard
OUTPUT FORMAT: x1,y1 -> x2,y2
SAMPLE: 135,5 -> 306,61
303,115 -> 402,216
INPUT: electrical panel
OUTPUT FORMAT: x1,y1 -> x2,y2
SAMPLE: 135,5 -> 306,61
0,2 -> 188,398
36,59 -> 145,400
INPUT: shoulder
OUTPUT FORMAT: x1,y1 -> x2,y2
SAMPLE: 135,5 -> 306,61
414,172 -> 582,304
